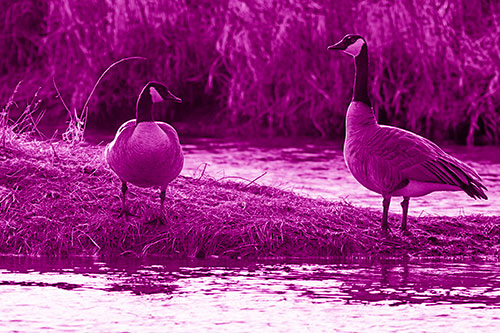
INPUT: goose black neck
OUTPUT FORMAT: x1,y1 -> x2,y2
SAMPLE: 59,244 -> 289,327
353,44 -> 371,106
136,91 -> 154,123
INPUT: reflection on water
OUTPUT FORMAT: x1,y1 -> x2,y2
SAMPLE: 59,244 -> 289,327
181,138 -> 500,216
1,256 -> 500,331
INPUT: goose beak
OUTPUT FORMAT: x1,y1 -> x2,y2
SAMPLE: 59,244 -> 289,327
167,91 -> 182,103
328,41 -> 344,51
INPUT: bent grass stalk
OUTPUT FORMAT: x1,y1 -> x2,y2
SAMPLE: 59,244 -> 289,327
54,56 -> 146,144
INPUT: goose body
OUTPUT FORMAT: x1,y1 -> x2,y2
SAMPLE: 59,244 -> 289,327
105,81 -> 183,219
106,121 -> 183,188
329,35 -> 487,231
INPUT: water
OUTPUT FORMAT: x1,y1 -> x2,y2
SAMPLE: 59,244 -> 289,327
180,137 -> 500,216
1,256 -> 500,332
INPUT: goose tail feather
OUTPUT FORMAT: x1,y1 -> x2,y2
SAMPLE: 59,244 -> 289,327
438,157 -> 488,200
461,180 -> 488,200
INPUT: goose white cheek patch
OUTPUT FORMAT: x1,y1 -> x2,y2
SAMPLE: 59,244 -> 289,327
344,38 -> 365,57
150,87 -> 164,103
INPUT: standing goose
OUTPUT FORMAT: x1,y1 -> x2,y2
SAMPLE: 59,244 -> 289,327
105,81 -> 183,220
328,34 -> 487,232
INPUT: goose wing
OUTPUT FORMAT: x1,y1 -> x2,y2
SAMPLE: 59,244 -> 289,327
155,121 -> 184,181
104,119 -> 136,164
368,125 -> 487,199
156,122 -> 181,144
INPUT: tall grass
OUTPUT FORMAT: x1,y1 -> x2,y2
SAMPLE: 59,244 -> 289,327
0,81 -> 45,147
0,0 -> 499,144
354,0 -> 500,145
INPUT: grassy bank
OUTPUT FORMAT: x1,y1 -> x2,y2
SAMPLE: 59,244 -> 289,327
1,0 -> 499,144
0,129 -> 498,258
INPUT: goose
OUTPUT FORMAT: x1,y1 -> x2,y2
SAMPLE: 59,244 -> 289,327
105,81 -> 183,221
328,34 -> 487,232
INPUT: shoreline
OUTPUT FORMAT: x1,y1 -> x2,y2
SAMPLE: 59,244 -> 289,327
0,134 -> 498,258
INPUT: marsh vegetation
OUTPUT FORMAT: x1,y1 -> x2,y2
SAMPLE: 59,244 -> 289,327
1,0 -> 499,144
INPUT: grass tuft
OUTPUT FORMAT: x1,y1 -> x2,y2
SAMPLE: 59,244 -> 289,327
0,129 -> 498,257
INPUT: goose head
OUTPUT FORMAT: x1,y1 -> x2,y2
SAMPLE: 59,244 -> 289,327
328,34 -> 366,57
136,81 -> 182,123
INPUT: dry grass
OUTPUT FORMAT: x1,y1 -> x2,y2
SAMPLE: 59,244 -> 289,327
0,125 -> 498,257
0,1 -> 499,258
0,0 -> 499,144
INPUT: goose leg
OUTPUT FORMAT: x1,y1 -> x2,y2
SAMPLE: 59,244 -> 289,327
382,196 -> 391,231
157,187 -> 169,224
121,181 -> 127,211
144,188 -> 168,226
160,189 -> 166,214
118,181 -> 136,219
400,197 -> 410,232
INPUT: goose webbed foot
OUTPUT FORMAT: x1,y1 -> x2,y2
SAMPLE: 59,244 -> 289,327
118,208 -> 138,221
401,228 -> 412,236
380,224 -> 393,237
144,211 -> 168,227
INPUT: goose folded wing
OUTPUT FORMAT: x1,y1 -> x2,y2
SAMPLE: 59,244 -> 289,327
367,126 -> 486,199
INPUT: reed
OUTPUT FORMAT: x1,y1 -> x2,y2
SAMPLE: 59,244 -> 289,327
0,0 -> 499,144
355,0 -> 500,145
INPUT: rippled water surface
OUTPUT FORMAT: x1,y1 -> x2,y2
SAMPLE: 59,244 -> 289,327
181,138 -> 500,216
1,256 -> 500,332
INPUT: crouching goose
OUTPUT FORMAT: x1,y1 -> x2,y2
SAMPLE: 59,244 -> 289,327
105,81 -> 183,221
328,34 -> 487,232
